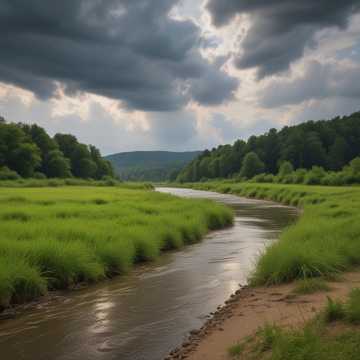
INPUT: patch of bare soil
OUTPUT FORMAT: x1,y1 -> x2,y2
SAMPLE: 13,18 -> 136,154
165,271 -> 360,360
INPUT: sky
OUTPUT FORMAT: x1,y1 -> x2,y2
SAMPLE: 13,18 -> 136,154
0,0 -> 360,155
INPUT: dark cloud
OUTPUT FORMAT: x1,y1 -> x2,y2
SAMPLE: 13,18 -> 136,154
0,0 -> 238,111
189,56 -> 238,105
259,60 -> 360,108
206,0 -> 360,77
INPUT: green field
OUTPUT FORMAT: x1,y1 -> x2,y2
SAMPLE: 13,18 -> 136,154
0,186 -> 233,309
180,181 -> 360,285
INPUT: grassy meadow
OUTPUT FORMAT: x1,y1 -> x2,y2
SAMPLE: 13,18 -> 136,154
0,186 -> 233,309
178,181 -> 360,285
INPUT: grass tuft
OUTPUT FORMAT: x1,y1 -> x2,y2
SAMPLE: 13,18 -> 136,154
293,278 -> 330,295
346,288 -> 360,324
324,296 -> 345,322
228,343 -> 244,357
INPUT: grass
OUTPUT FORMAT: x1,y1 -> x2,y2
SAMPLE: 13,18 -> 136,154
0,178 -> 153,189
228,343 -> 244,357
228,290 -> 360,359
178,182 -> 360,285
324,297 -> 345,322
293,278 -> 331,295
0,186 -> 233,309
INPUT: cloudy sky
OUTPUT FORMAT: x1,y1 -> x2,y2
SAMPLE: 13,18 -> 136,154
1,0 -> 360,155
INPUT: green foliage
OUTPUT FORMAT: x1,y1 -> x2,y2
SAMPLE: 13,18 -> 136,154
180,182 -> 360,285
0,166 -> 20,180
177,112 -> 360,182
45,150 -> 71,178
228,343 -> 244,357
0,118 -> 114,179
0,186 -> 233,308
235,157 -> 360,187
349,157 -> 360,174
346,288 -> 360,324
243,321 -> 360,360
0,178 -> 151,189
240,152 -> 265,179
324,297 -> 345,322
294,278 -> 330,295
278,161 -> 294,177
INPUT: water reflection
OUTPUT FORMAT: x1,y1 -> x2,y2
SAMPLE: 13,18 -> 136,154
0,187 -> 298,360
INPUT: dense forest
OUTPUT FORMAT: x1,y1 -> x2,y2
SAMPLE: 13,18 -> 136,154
177,111 -> 360,183
106,151 -> 201,182
0,117 -> 114,179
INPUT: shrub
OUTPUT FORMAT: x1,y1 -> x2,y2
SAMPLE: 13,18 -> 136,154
33,172 -> 47,179
0,166 -> 21,180
292,169 -> 307,184
278,161 -> 294,177
304,166 -> 326,185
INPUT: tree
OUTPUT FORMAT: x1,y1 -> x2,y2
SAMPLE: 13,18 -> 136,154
89,145 -> 114,179
263,128 -> 281,174
71,144 -> 96,178
9,143 -> 41,177
349,157 -> 360,174
45,150 -> 71,178
278,161 -> 294,177
240,152 -> 264,179
328,136 -> 348,170
303,131 -> 327,168
54,134 -> 79,159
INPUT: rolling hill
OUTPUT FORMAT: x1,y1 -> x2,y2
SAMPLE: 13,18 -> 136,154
105,151 -> 201,181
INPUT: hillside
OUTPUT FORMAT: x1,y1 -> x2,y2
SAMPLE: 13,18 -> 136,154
177,111 -> 360,182
105,151 -> 201,181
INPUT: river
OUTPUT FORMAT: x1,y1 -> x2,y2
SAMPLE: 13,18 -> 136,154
0,187 -> 298,360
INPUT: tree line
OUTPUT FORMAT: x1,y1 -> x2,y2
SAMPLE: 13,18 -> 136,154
177,111 -> 360,183
0,117 -> 114,180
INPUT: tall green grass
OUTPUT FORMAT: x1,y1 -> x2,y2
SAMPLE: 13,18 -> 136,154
179,181 -> 360,285
0,178 -> 153,189
0,186 -> 233,308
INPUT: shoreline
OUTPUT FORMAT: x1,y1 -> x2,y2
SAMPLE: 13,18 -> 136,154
165,271 -> 360,360
164,183 -> 360,359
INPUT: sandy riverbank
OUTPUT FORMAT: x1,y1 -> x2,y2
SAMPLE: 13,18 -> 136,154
165,271 -> 360,360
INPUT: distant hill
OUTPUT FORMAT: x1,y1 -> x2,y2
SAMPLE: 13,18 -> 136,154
105,151 -> 201,181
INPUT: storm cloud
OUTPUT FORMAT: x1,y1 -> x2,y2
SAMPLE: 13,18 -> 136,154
0,0 -> 238,111
259,60 -> 360,108
206,0 -> 360,77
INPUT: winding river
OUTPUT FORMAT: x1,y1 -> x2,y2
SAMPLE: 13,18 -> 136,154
0,188 -> 298,360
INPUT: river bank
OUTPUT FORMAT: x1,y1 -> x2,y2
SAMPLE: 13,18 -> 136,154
166,182 -> 360,359
0,188 -> 297,360
166,271 -> 360,360
0,186 -> 233,310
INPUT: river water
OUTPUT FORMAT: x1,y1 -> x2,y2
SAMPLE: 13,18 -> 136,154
0,188 -> 298,360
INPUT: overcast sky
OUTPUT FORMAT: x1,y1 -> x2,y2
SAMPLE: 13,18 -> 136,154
1,0 -> 360,155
